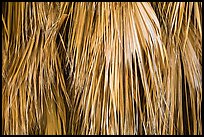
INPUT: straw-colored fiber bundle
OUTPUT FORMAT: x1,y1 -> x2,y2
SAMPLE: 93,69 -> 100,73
2,2 -> 202,135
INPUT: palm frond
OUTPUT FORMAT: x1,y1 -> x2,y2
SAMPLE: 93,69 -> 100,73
2,2 -> 202,135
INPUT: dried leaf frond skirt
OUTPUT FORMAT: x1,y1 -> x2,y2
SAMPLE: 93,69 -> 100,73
2,2 -> 202,135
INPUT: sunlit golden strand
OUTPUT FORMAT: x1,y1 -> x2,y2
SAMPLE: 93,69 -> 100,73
2,2 -> 202,135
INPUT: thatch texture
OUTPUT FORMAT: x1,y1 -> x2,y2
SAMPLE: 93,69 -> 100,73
2,2 -> 202,135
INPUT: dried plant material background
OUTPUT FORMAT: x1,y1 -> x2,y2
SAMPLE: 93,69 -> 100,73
2,2 -> 202,135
